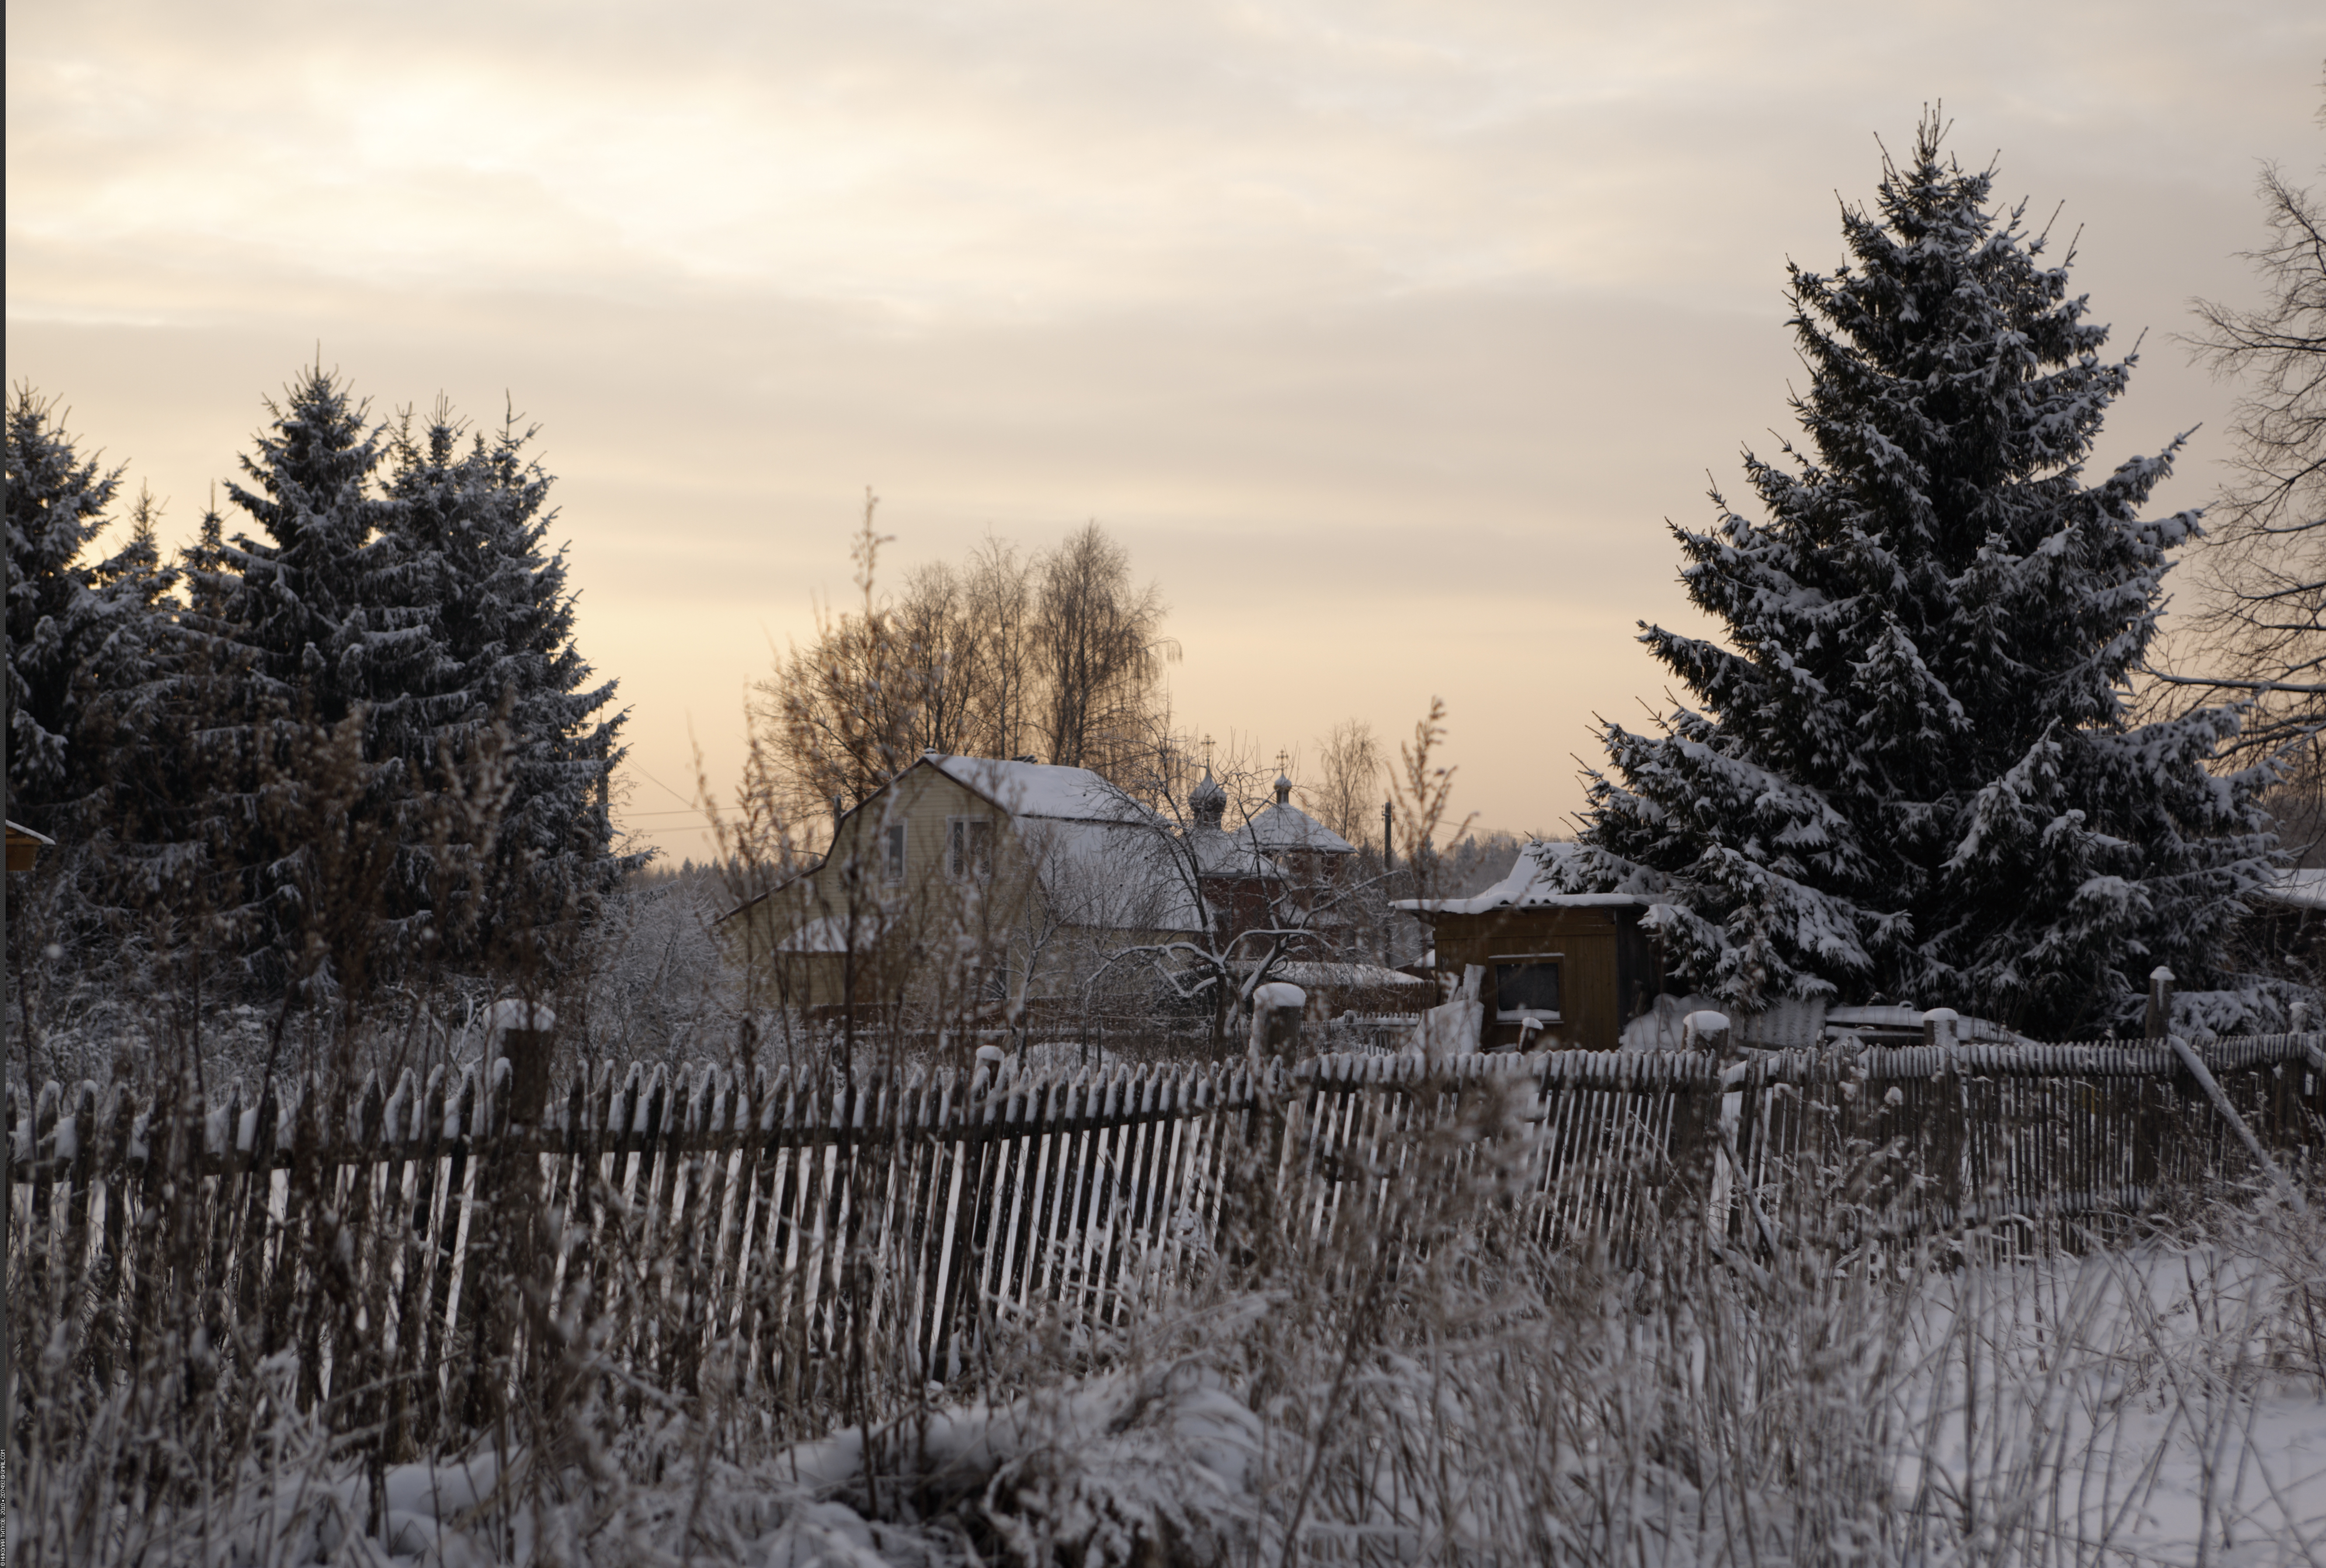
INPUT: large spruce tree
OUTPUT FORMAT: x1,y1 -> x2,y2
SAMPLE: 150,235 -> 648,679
1560,121 -> 2277,1039
202,365 -> 421,723
382,402 -> 630,956
179,366 -> 424,977
5,390 -> 181,840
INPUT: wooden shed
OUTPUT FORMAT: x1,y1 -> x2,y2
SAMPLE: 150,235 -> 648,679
1398,877 -> 1665,1052
7,820 -> 54,874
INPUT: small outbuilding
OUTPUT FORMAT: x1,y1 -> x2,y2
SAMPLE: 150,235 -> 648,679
1400,842 -> 2034,1054
1396,847 -> 1665,1051
6,820 -> 54,874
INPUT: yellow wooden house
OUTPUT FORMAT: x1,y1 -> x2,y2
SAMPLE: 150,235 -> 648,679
720,752 -> 1204,1020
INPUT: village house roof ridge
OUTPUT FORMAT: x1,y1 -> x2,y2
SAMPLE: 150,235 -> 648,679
1396,888 -> 1656,914
930,753 -> 1157,825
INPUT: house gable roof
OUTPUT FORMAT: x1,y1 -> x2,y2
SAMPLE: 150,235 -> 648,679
931,754 -> 1154,824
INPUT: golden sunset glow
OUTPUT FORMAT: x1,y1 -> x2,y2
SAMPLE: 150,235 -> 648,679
10,0 -> 2320,859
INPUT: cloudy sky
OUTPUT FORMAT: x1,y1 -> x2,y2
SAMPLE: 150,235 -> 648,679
8,0 -> 2322,861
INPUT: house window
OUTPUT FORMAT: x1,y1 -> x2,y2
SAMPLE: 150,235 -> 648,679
882,824 -> 907,882
947,817 -> 992,881
1490,954 -> 1562,1019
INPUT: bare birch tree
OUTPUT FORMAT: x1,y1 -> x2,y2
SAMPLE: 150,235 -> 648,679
1303,719 -> 1385,852
1032,522 -> 1173,780
891,558 -> 980,758
750,514 -> 1175,831
751,492 -> 927,824
2167,87 -> 2326,848
962,531 -> 1038,761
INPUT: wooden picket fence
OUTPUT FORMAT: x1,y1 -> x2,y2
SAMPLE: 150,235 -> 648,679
8,1033 -> 2323,1456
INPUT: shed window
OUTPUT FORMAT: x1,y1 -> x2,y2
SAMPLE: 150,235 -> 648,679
1491,954 -> 1562,1019
948,817 -> 992,880
882,824 -> 907,882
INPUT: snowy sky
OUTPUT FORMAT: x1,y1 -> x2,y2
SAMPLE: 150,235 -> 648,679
7,0 -> 2323,861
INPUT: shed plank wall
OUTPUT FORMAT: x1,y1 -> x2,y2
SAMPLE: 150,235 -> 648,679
1433,907 -> 1652,1050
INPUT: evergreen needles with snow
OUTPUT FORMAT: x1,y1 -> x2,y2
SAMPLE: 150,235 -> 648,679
177,366 -> 427,975
5,388 -> 178,833
1560,119 -> 2277,1038
383,400 -> 633,958
5,388 -> 191,947
177,367 -> 631,985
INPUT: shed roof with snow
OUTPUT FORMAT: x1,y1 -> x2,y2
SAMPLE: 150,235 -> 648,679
6,819 -> 54,874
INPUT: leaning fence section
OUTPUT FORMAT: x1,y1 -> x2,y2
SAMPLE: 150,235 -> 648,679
9,1033 -> 2323,1457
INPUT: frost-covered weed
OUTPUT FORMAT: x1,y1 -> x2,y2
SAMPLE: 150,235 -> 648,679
14,1060 -> 2325,1566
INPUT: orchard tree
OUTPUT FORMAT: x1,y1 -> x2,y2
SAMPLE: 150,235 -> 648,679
1558,118 -> 2278,1039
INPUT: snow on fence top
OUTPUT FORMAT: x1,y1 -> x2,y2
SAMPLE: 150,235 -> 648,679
9,1033 -> 2322,1161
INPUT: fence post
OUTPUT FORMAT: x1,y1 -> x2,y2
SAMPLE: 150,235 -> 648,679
1660,1059 -> 1716,1236
503,1029 -> 554,1129
2144,967 -> 2175,1040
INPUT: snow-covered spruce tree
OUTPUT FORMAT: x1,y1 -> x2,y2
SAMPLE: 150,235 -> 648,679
182,365 -> 435,982
382,401 -> 632,962
200,366 -> 423,724
4,390 -> 181,847
1558,121 -> 2278,1039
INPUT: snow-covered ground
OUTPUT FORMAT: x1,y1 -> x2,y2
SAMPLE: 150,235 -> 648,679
22,1209 -> 2323,1567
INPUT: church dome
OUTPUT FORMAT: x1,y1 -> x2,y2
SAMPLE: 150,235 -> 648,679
1190,768 -> 1228,831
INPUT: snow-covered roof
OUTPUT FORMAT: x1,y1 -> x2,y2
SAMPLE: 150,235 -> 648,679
2255,867 -> 2326,911
1825,1004 -> 1928,1029
1249,961 -> 1428,990
1019,817 -> 1206,932
1185,824 -> 1283,879
1237,800 -> 1354,856
483,999 -> 556,1034
921,756 -> 1204,930
1393,841 -> 1655,916
1618,994 -> 2028,1051
932,755 -> 1154,824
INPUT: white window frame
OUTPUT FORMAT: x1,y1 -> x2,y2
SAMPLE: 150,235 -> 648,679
946,815 -> 993,881
882,823 -> 908,882
1489,952 -> 1564,1021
